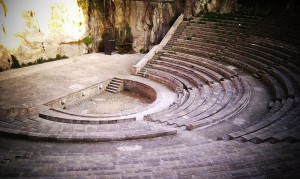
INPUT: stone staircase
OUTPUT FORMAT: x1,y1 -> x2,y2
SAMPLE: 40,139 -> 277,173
105,77 -> 124,93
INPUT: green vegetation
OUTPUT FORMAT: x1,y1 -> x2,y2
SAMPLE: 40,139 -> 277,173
198,21 -> 206,24
21,54 -> 68,67
211,26 -> 219,29
196,10 -> 206,17
198,12 -> 260,25
11,55 -> 21,69
186,36 -> 192,40
77,0 -> 89,14
140,48 -> 149,54
115,22 -> 134,53
83,36 -> 94,46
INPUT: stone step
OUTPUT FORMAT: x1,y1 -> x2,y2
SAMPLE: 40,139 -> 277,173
105,78 -> 124,93
105,88 -> 117,93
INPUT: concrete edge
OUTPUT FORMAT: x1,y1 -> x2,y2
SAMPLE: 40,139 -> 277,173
131,13 -> 184,75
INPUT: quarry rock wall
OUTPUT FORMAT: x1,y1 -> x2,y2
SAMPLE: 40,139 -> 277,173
0,0 -> 240,70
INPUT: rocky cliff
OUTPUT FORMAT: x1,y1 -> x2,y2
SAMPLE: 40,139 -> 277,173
0,0 -> 253,70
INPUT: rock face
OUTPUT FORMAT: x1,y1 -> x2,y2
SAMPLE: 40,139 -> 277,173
0,0 -> 88,69
86,0 -> 186,53
0,0 -> 239,70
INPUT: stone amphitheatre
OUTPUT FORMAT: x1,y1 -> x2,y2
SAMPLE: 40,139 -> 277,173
0,0 -> 300,178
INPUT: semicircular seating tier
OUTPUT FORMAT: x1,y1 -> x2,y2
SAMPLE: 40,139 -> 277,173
137,10 -> 300,144
0,78 -> 178,142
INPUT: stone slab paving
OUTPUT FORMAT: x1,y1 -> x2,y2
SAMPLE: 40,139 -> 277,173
0,130 -> 299,178
0,53 -> 144,108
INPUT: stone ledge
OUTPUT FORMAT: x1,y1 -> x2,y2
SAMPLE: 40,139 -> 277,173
0,121 -> 177,142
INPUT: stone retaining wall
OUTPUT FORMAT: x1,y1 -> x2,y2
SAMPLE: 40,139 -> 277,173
124,80 -> 157,102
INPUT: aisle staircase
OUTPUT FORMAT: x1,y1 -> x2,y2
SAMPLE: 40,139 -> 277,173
106,77 -> 124,93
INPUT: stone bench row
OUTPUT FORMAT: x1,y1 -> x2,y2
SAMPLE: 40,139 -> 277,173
189,13 -> 300,141
230,67 -> 300,143
146,74 -> 247,130
161,50 -> 238,78
187,77 -> 251,130
250,35 -> 300,55
142,57 -> 232,126
146,87 -> 203,123
171,80 -> 234,127
186,24 -> 250,37
146,83 -> 216,125
229,98 -> 295,142
144,68 -> 184,93
252,30 -> 300,47
147,64 -> 202,88
39,109 -> 136,125
0,117 -> 177,142
236,43 -> 300,72
153,56 -> 221,83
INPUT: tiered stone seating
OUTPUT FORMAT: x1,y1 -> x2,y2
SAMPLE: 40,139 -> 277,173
143,68 -> 184,92
39,108 -> 136,124
1,10 -> 300,177
137,10 -> 300,143
140,18 -> 251,130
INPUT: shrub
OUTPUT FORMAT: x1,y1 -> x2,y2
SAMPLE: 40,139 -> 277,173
83,36 -> 94,46
36,57 -> 46,64
198,21 -> 206,24
186,36 -> 192,40
49,54 -> 68,61
11,55 -> 21,68
140,48 -> 149,54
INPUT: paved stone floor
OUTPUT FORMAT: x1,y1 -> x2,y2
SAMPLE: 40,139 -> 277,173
0,53 -> 144,108
0,53 -> 299,178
